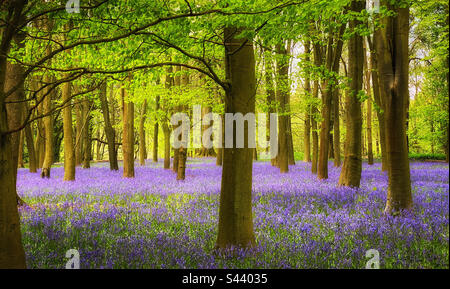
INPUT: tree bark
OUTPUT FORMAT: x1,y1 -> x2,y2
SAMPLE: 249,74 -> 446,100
82,97 -> 91,169
153,93 -> 160,163
304,40 -> 312,162
139,99 -> 147,166
264,47 -> 277,166
338,0 -> 364,188
0,0 -> 27,268
376,2 -> 412,214
24,118 -> 37,173
162,67 -> 173,170
62,79 -> 75,181
99,82 -> 119,170
275,43 -> 290,173
367,37 -> 387,171
216,27 -> 256,249
122,78 -> 135,178
177,67 -> 189,180
40,73 -> 54,178
333,88 -> 341,166
318,24 -> 345,179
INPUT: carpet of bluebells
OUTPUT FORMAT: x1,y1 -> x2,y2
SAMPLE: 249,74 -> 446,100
17,158 -> 449,269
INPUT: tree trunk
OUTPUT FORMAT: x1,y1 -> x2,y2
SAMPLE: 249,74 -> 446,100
139,99 -> 147,166
264,47 -> 277,166
216,27 -> 256,249
62,79 -> 75,181
177,67 -> 189,180
122,78 -> 135,178
0,0 -> 27,268
275,43 -> 289,173
311,79 -> 319,174
153,93 -> 160,163
318,24 -> 345,179
82,97 -> 91,169
304,40 -> 312,162
338,0 -> 364,188
163,67 -> 173,170
99,82 -> 119,170
41,73 -> 54,178
367,37 -> 387,171
24,119 -> 37,173
376,2 -> 412,214
75,101 -> 83,166
17,130 -> 24,168
333,88 -> 341,167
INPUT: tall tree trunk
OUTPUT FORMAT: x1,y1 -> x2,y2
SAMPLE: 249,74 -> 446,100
338,0 -> 364,188
333,88 -> 341,166
75,101 -> 83,166
304,40 -> 312,162
177,67 -> 189,180
367,37 -> 387,171
216,27 -> 256,249
264,47 -> 277,166
40,73 -> 54,178
0,0 -> 27,268
99,82 -> 119,170
364,42 -> 374,165
376,2 -> 412,214
82,97 -> 91,169
139,99 -> 147,166
172,66 -> 181,172
163,124 -> 171,169
318,24 -> 345,179
153,93 -> 160,163
24,119 -> 37,173
62,79 -> 75,181
275,43 -> 290,173
163,67 -> 173,170
122,78 -> 135,178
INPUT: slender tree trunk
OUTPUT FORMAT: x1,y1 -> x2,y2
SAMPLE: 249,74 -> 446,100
62,79 -> 75,181
376,2 -> 412,214
17,130 -> 24,168
367,37 -> 387,171
24,119 -> 37,173
99,82 -> 119,170
333,88 -> 341,166
338,0 -> 364,188
275,43 -> 289,173
304,40 -> 312,162
311,79 -> 319,174
139,99 -> 147,166
264,47 -> 277,166
318,24 -> 345,179
163,124 -> 170,169
366,95 -> 374,165
163,67 -> 173,170
75,101 -> 83,166
216,27 -> 256,249
82,97 -> 91,169
41,73 -> 54,178
153,93 -> 160,163
364,42 -> 374,165
122,78 -> 135,178
177,67 -> 189,180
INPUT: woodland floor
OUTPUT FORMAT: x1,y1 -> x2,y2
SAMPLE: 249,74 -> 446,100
17,158 -> 449,269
